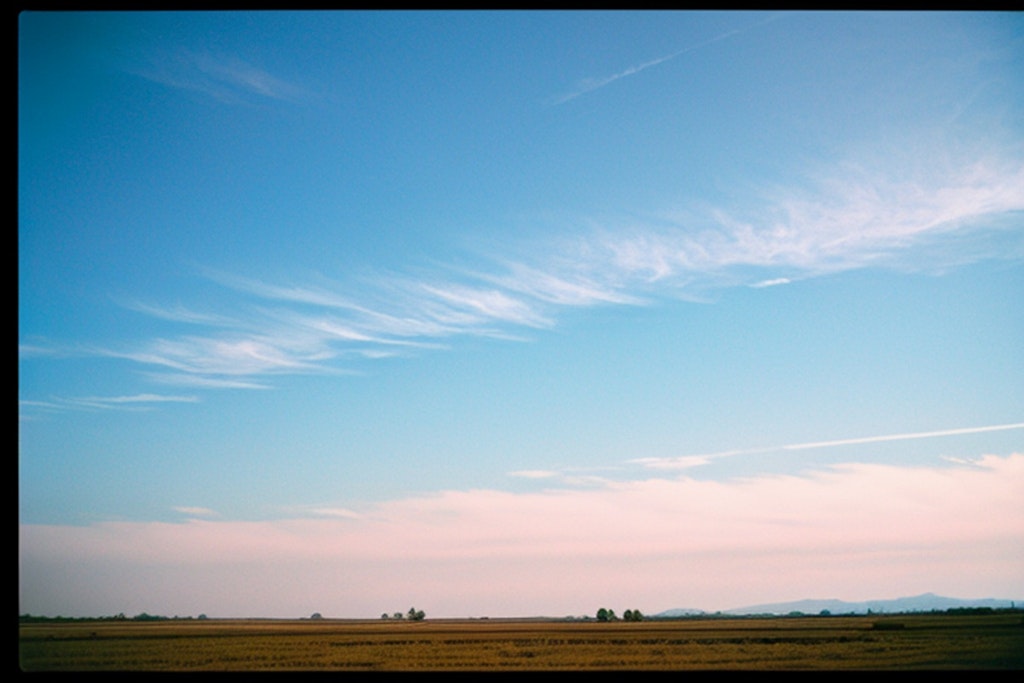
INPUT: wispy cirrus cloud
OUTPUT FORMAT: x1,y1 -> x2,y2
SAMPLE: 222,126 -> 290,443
417,283 -> 552,329
106,335 -> 337,378
125,47 -> 309,105
750,277 -> 792,289
586,155 -> 1024,288
22,393 -> 201,416
144,373 -> 273,390
19,141 -> 1024,411
18,400 -> 65,420
472,261 -> 643,307
116,300 -> 232,327
18,343 -> 64,359
71,393 -> 200,406
20,452 -> 1024,618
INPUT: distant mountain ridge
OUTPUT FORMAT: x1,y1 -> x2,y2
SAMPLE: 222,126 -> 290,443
655,592 -> 1021,617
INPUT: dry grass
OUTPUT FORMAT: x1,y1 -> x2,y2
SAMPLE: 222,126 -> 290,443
19,612 -> 1024,671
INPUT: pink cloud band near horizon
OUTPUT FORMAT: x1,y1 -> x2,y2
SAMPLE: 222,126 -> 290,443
20,452 -> 1024,619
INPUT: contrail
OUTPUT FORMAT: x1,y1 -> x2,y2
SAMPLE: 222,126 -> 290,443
781,423 -> 1024,451
631,422 -> 1024,470
553,13 -> 785,105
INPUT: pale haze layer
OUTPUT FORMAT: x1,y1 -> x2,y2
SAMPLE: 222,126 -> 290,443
18,11 -> 1024,618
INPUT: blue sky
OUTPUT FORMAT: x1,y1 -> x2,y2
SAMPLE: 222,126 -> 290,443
18,11 -> 1024,619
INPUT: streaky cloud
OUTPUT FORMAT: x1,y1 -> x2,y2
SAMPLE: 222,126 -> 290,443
111,335 -> 335,377
18,343 -> 63,358
173,506 -> 218,518
551,14 -> 784,105
418,283 -> 552,329
750,277 -> 792,288
783,423 -> 1024,452
635,422 -> 1024,470
629,455 -> 713,471
569,152 -> 1024,299
19,399 -> 63,410
117,299 -> 231,326
29,392 -> 203,414
72,393 -> 200,404
199,268 -> 361,311
507,470 -> 560,479
26,138 -> 1023,411
125,47 -> 309,105
145,373 -> 273,390
307,507 -> 365,520
474,261 -> 642,307
552,49 -> 691,106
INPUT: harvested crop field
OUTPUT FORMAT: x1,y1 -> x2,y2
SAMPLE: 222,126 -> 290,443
19,612 -> 1024,671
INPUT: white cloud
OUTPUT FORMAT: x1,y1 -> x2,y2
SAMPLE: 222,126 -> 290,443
18,343 -> 63,358
198,269 -> 359,310
306,507 -> 364,520
117,300 -> 230,326
108,336 -> 334,377
585,155 -> 1024,287
145,373 -> 273,390
173,506 -> 218,518
750,278 -> 792,288
629,455 -> 713,471
32,393 -> 202,413
417,284 -> 552,328
476,262 -> 641,307
126,48 -> 309,105
75,393 -> 200,405
21,139 -> 1023,409
507,470 -> 560,479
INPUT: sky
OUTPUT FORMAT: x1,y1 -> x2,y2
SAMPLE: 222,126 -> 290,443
17,10 -> 1024,619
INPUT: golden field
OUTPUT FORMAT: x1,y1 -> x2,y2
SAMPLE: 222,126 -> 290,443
19,612 -> 1024,671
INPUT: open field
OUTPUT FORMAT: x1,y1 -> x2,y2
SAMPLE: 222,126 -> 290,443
19,612 -> 1024,671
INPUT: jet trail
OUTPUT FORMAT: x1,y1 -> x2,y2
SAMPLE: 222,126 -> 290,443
553,13 -> 784,105
632,422 -> 1024,470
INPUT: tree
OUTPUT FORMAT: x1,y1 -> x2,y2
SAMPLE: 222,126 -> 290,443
596,608 -> 609,622
408,607 -> 425,621
623,609 -> 633,621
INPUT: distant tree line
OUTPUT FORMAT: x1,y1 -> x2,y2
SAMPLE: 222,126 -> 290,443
380,607 -> 426,621
19,612 -> 201,623
596,608 -> 644,622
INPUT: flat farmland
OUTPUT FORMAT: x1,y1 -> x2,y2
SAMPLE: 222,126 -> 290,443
19,613 -> 1024,671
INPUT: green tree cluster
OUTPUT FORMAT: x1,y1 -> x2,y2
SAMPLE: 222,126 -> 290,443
381,607 -> 426,620
597,607 -> 643,622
